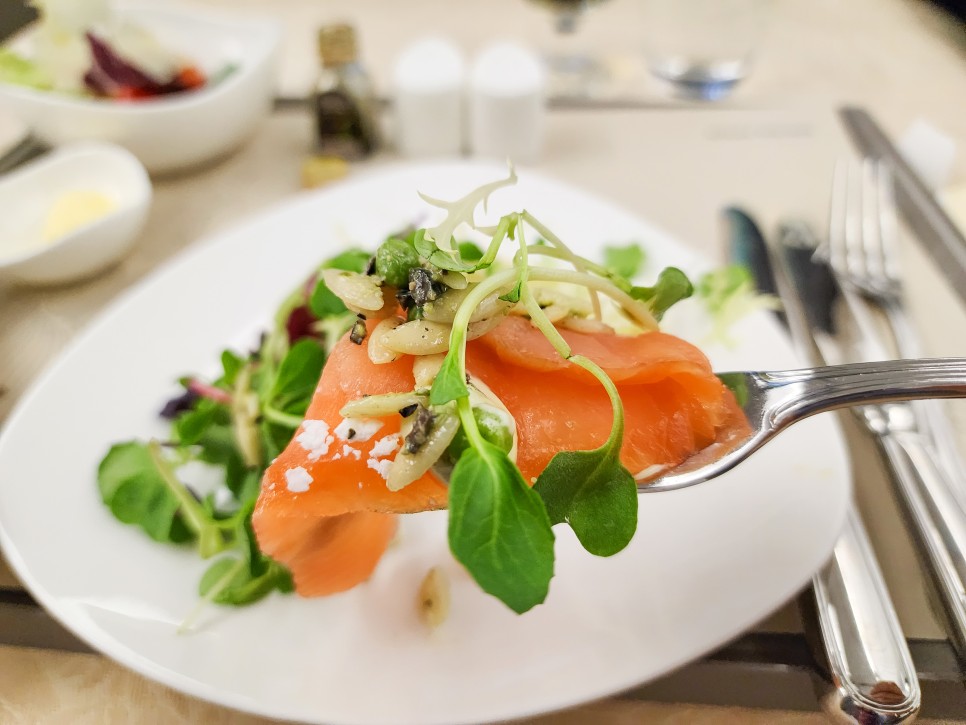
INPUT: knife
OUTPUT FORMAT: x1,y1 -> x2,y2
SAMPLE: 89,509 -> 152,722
724,207 -> 920,724
839,106 -> 966,303
778,217 -> 966,667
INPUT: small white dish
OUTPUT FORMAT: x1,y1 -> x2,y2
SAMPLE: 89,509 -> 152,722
0,5 -> 280,174
0,141 -> 151,285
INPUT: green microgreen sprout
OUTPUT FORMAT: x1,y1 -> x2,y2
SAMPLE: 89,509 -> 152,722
419,169 -> 692,613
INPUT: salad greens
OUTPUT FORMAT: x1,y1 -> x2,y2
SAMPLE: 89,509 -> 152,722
99,165 -> 771,618
97,251 -> 365,617
602,243 -> 646,280
0,49 -> 52,90
3,1 -> 215,99
696,264 -> 780,345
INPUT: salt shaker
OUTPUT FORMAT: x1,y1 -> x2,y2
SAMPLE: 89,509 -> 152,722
392,38 -> 465,158
469,43 -> 546,163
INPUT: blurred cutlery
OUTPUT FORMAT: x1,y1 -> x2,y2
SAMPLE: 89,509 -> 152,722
840,106 -> 966,304
777,163 -> 966,662
726,206 -> 920,724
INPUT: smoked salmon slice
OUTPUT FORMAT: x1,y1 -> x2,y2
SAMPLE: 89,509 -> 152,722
253,317 -> 745,596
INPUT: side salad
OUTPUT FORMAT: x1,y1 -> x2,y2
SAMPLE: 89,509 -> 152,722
0,0 -> 225,100
98,167 -> 770,619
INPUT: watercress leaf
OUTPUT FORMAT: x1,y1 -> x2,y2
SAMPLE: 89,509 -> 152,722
195,422 -> 240,466
499,281 -> 522,303
238,510 -> 269,578
630,267 -> 694,320
603,243 -> 646,280
199,558 -> 238,597
533,449 -> 638,557
696,265 -> 781,345
200,557 -> 290,606
413,228 -> 436,260
232,467 -> 263,507
414,230 -> 495,274
697,265 -> 750,310
309,277 -> 348,318
274,567 -> 295,593
429,352 -> 470,405
457,241 -> 485,262
447,442 -> 555,614
322,248 -> 372,273
260,420 -> 292,464
97,442 -> 194,544
173,399 -> 228,446
220,350 -> 244,387
445,407 -> 513,463
716,372 -> 750,407
271,338 -> 325,403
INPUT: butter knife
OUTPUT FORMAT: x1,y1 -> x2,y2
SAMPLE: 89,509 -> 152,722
779,217 -> 966,663
726,208 -> 920,724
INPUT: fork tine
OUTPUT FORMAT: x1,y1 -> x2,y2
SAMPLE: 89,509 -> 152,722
827,159 -> 849,274
861,158 -> 887,282
876,160 -> 902,283
843,159 -> 866,280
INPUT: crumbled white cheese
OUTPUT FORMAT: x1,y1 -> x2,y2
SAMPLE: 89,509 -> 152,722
285,466 -> 313,493
335,417 -> 383,443
341,443 -> 362,460
367,458 -> 392,480
332,453 -> 342,461
296,420 -> 335,460
370,433 -> 401,459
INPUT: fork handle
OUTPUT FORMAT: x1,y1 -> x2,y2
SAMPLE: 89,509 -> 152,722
877,429 -> 966,658
759,358 -> 966,428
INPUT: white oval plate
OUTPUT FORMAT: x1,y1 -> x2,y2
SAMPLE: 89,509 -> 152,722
0,162 -> 849,725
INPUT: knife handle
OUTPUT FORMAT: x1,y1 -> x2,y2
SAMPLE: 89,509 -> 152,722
809,509 -> 920,724
878,428 -> 966,658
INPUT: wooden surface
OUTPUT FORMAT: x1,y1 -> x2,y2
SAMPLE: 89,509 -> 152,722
1,0 -> 965,722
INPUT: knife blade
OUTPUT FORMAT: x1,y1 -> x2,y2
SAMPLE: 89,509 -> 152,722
777,216 -> 966,665
724,207 -> 920,724
839,106 -> 966,303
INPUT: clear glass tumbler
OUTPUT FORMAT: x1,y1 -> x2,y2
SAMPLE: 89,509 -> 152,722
640,0 -> 769,101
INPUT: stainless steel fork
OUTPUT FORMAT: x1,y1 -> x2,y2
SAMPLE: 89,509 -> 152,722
826,157 -> 966,659
829,158 -> 966,491
829,159 -> 921,357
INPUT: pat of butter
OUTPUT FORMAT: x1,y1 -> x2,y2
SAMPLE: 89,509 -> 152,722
42,190 -> 118,243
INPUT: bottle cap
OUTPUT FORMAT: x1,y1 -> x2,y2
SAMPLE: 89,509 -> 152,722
317,24 -> 357,67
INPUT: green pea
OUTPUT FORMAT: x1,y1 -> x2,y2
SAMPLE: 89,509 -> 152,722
375,238 -> 421,288
446,407 -> 513,463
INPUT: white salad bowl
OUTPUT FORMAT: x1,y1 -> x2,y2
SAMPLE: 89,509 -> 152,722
0,141 -> 151,285
0,5 -> 280,174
